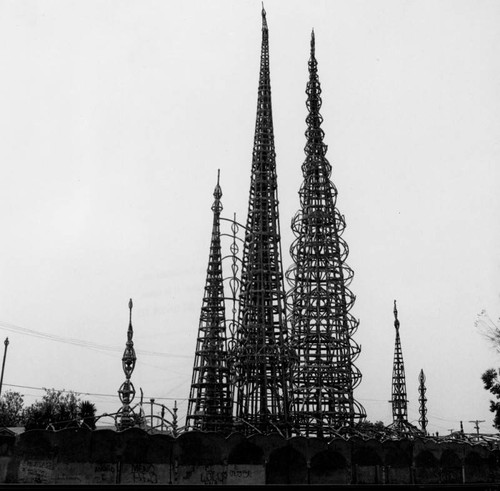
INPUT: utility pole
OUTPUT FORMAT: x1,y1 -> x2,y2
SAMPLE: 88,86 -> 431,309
0,337 -> 9,397
469,419 -> 485,440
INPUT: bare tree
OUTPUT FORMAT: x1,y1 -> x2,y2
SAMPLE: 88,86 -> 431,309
476,310 -> 500,352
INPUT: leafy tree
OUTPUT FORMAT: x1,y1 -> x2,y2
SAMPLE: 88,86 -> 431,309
477,311 -> 500,430
23,389 -> 87,431
481,368 -> 500,430
78,400 -> 97,430
356,420 -> 386,433
0,391 -> 25,427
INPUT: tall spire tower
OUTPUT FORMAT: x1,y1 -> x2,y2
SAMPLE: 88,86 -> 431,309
231,7 -> 291,434
186,171 -> 232,432
287,31 -> 365,437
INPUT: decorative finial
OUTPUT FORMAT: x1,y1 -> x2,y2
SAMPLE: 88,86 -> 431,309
129,298 -> 133,326
261,3 -> 268,30
419,368 -> 425,383
212,170 -> 223,213
311,29 -> 315,57
213,169 -> 222,200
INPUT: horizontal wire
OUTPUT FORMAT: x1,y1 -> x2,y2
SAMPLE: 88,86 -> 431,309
0,320 -> 191,359
3,383 -> 187,402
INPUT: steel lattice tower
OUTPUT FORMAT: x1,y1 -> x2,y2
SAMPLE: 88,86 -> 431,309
388,300 -> 416,433
231,8 -> 291,434
287,31 -> 365,437
186,171 -> 233,432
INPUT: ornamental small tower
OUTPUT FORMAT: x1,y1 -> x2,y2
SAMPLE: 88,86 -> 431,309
418,369 -> 428,434
390,300 -> 408,427
231,7 -> 291,434
117,299 -> 137,430
186,171 -> 233,432
287,31 -> 365,437
388,301 -> 419,434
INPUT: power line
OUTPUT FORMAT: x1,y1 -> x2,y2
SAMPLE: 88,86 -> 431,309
358,397 -> 390,403
0,320 -> 190,359
3,382 -> 187,402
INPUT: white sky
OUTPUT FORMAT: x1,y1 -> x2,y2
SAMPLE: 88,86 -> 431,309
0,0 -> 499,436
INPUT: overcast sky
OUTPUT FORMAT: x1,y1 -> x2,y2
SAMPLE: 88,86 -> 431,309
0,0 -> 499,436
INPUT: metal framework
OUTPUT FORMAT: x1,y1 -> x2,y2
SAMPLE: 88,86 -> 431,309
186,171 -> 233,432
142,398 -> 179,436
117,299 -> 138,430
287,31 -> 365,437
230,7 -> 291,435
390,301 -> 408,426
419,368 -> 428,434
388,301 -> 419,434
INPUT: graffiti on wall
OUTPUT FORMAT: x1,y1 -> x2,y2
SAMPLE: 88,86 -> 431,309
18,459 -> 54,484
176,464 -> 265,485
93,463 -> 116,484
130,463 -> 158,484
120,463 -> 172,484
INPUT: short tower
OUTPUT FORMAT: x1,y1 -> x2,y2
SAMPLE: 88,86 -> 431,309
186,171 -> 233,432
388,301 -> 419,434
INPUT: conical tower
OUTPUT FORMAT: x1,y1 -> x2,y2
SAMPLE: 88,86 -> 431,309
186,171 -> 233,432
388,301 -> 419,434
287,31 -> 365,437
231,7 -> 291,434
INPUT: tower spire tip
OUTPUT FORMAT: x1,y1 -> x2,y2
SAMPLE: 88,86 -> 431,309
128,298 -> 133,327
419,368 -> 426,383
393,300 -> 400,329
310,29 -> 316,57
261,3 -> 267,29
213,169 -> 222,202
212,170 -> 223,213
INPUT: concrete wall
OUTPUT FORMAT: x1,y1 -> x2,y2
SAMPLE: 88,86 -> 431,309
0,429 -> 498,484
